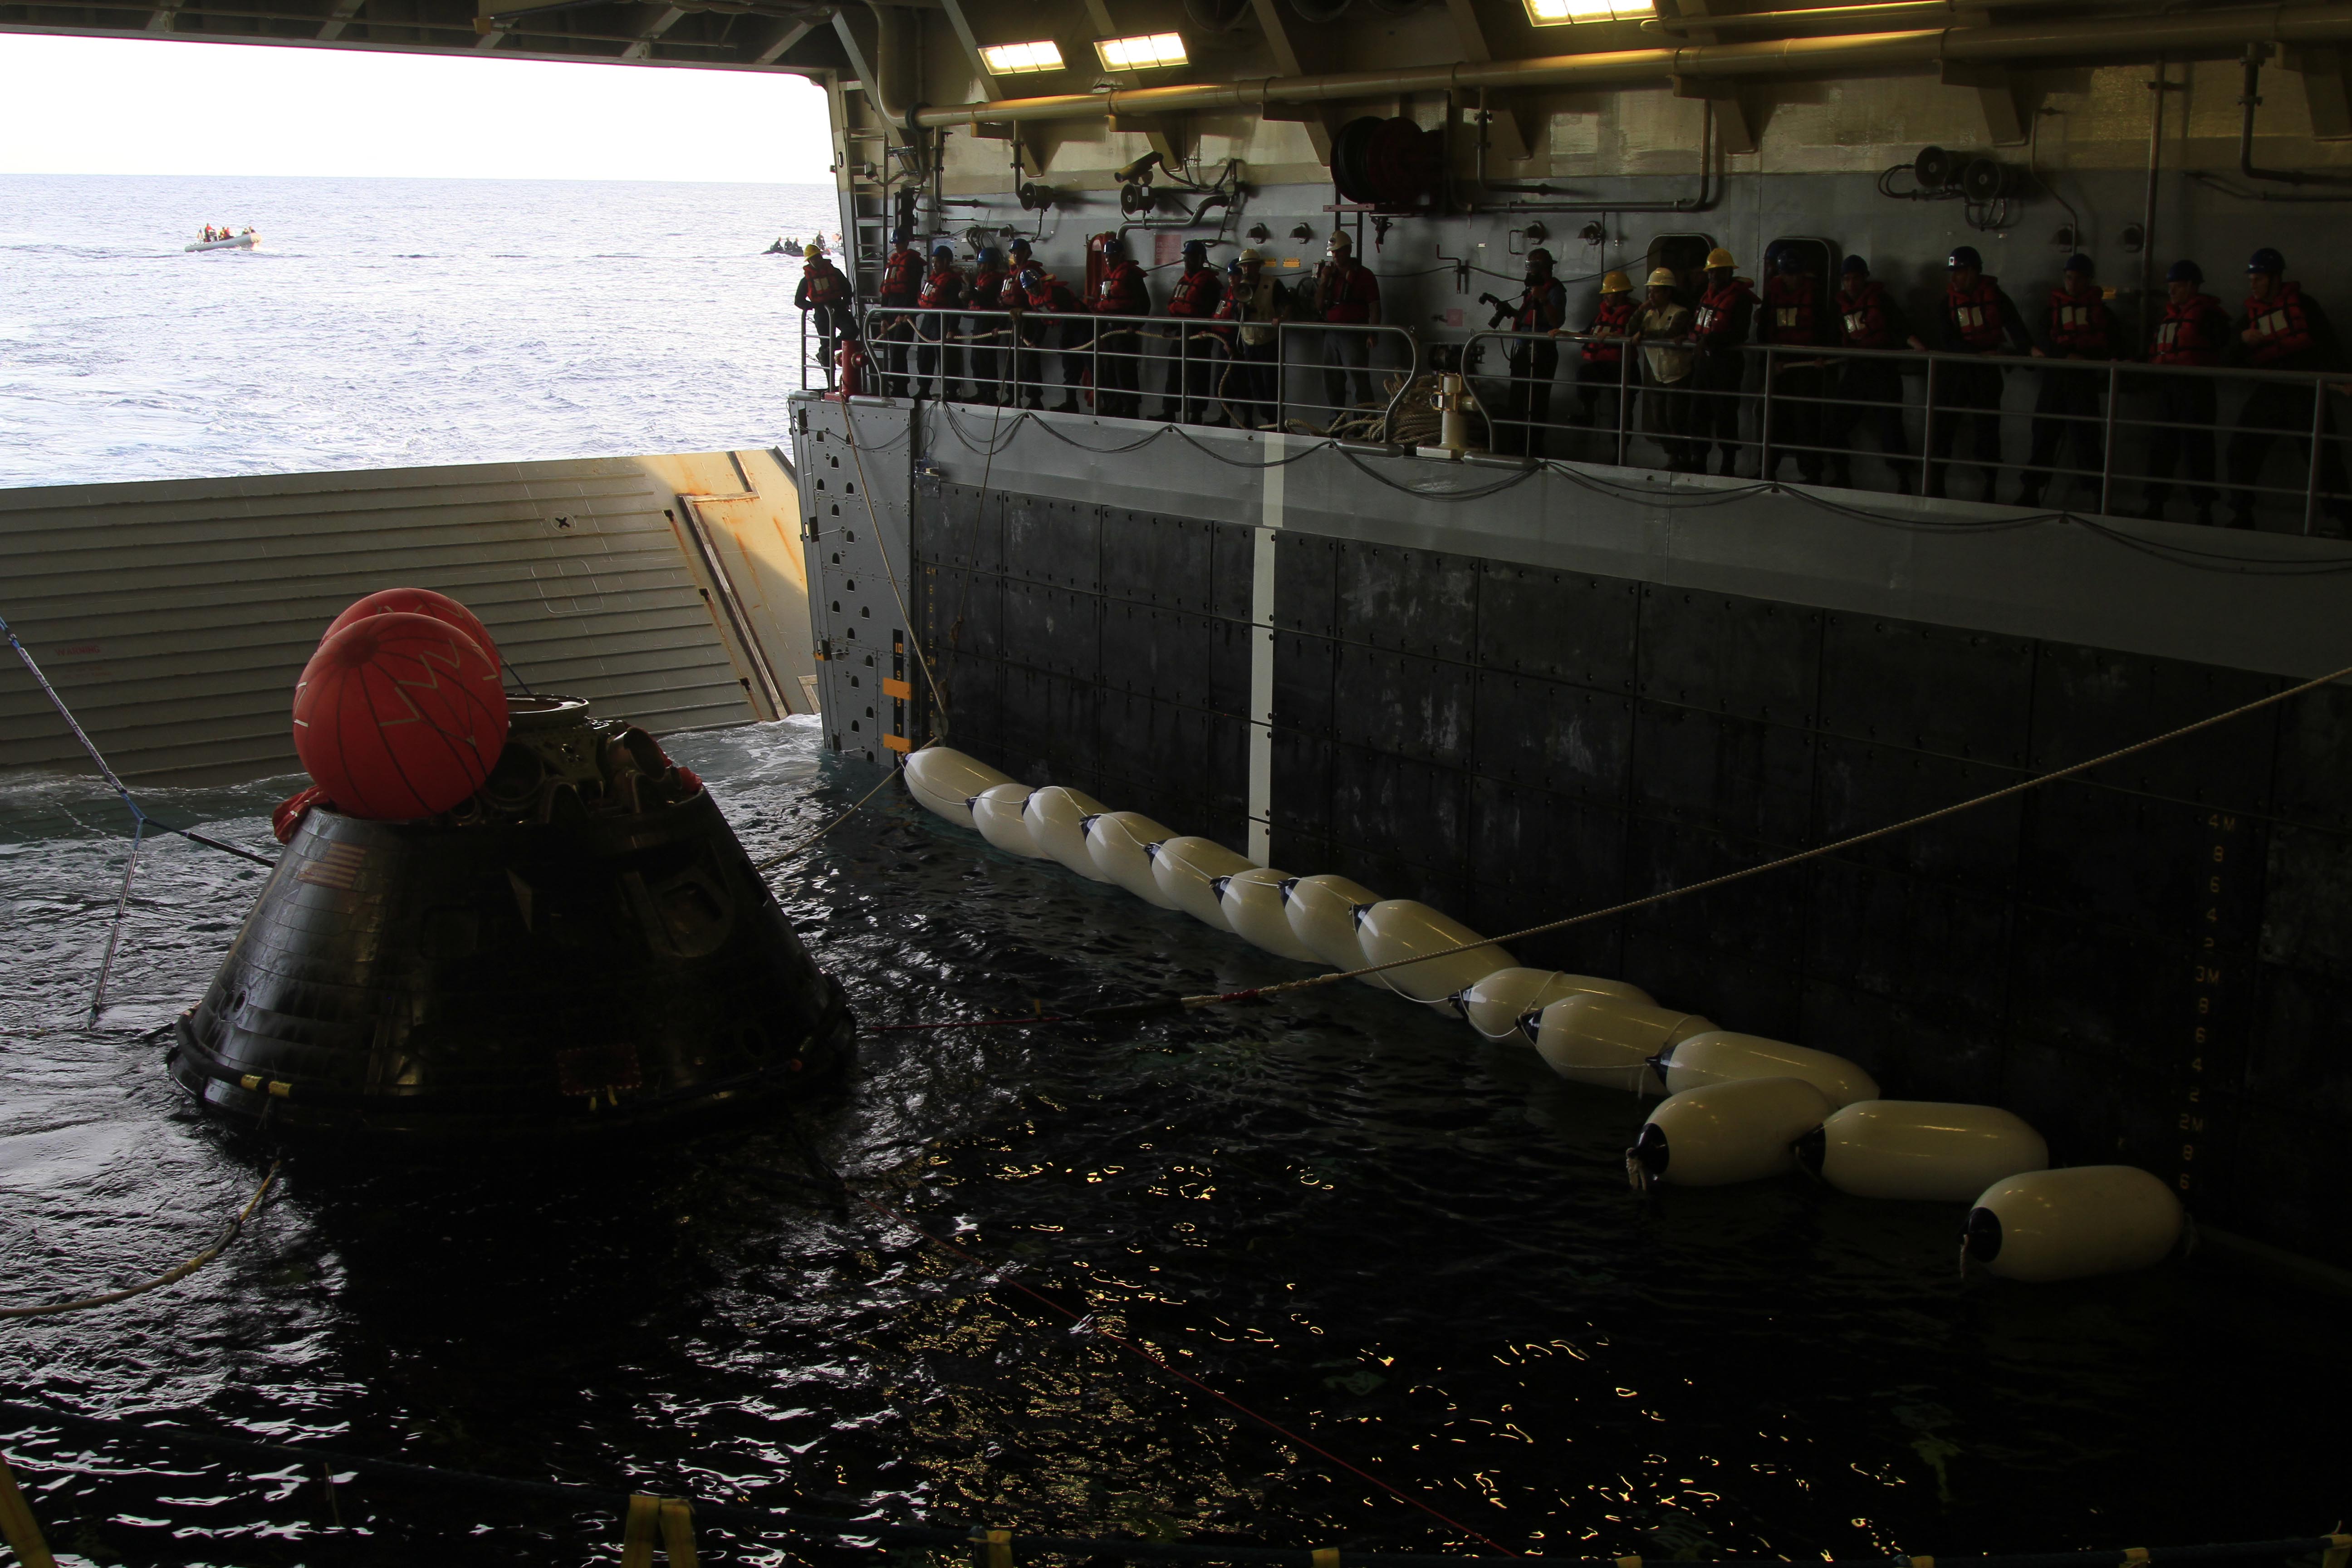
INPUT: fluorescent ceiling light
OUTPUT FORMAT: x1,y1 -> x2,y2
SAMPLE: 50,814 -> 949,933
981,39 -> 1065,74
1523,0 -> 1652,20
1095,31 -> 1189,69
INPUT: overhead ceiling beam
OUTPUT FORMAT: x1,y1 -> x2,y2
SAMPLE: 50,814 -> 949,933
752,13 -> 817,61
620,1 -> 683,56
934,0 -> 1000,98
1245,0 -> 1331,160
316,0 -> 364,38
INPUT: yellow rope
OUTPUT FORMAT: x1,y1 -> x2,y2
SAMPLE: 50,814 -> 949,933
0,1161 -> 279,1319
1184,658 -> 2352,1007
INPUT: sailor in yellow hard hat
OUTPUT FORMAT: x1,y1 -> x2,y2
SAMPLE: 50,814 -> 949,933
1690,246 -> 1756,475
1571,270 -> 1640,432
1633,265 -> 1701,470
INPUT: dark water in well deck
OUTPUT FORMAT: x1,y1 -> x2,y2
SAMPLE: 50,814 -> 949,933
1,717 -> 2344,1566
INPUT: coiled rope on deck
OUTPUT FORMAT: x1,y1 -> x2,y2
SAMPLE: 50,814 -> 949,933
0,1161 -> 279,1320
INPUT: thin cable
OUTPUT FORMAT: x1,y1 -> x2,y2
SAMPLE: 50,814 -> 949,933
840,403 -> 951,729
88,816 -> 147,1023
752,742 -> 931,874
847,1189 -> 1524,1555
0,1161 -> 279,1320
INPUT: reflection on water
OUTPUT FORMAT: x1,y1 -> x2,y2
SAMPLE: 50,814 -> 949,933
1,716 -> 2346,1564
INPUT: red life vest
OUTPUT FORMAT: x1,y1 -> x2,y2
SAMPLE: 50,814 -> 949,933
1167,265 -> 1221,318
2047,285 -> 2115,358
1838,281 -> 1895,349
1316,260 -> 1379,324
1515,278 -> 1566,334
2151,292 -> 2226,367
1025,275 -> 1077,312
2244,281 -> 2318,366
1582,294 -> 1636,364
1095,259 -> 1148,316
1946,276 -> 2008,350
969,269 -> 1005,310
1764,273 -> 1822,345
803,261 -> 849,307
878,247 -> 921,304
918,267 -> 964,310
1693,277 -> 1753,345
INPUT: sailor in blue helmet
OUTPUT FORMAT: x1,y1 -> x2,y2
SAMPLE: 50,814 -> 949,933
1825,255 -> 1926,493
2226,245 -> 2349,529
1926,244 -> 2031,500
2139,258 -> 2230,524
2014,252 -> 2122,510
912,243 -> 968,401
1757,244 -> 1832,484
1157,238 -> 1224,423
966,245 -> 1011,404
874,225 -> 923,398
1090,232 -> 1152,418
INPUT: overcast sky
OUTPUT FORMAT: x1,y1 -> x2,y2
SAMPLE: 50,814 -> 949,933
0,33 -> 833,181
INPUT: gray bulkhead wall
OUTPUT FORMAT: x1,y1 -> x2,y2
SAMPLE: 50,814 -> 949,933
793,388 -> 2352,1267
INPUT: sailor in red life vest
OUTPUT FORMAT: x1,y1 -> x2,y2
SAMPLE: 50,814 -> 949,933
2013,253 -> 2123,509
1823,255 -> 1925,493
1757,246 -> 1832,485
2138,258 -> 2231,524
1089,234 -> 1152,419
1926,245 -> 2032,500
2227,245 -> 2350,529
1012,262 -> 1085,414
1495,248 -> 1567,458
1213,248 -> 1289,431
792,246 -> 855,391
1156,240 -> 1223,424
964,246 -> 1009,405
913,245 -> 967,402
1570,270 -> 1637,434
1689,246 -> 1756,476
1310,231 -> 1383,415
874,226 -> 923,399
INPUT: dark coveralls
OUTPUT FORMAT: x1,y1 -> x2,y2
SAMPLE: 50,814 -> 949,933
874,245 -> 921,399
1926,275 -> 2032,499
2227,281 -> 2350,525
1826,279 -> 1914,490
2142,291 -> 2230,518
2019,283 -> 2122,507
913,263 -> 966,401
1690,275 -> 1756,475
1759,270 -> 1829,483
1574,293 -> 1637,436
1497,275 -> 1568,458
965,268 -> 1009,403
1159,263 -> 1224,423
1091,259 -> 1152,419
1016,274 -> 1086,412
1312,259 -> 1382,414
792,258 -> 853,390
1213,274 -> 1288,430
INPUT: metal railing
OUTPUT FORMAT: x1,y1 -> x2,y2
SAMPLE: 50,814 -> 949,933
1460,326 -> 2352,533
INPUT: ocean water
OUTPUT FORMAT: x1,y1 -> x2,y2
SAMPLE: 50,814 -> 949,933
3,726 -> 2352,1567
0,173 -> 841,488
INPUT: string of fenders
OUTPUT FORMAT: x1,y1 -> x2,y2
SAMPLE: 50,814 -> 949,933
899,747 -> 2183,1286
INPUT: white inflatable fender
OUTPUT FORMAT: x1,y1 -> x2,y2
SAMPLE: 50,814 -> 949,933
1085,812 -> 1182,907
1457,968 -> 1654,1042
1219,868 -> 1322,962
1797,1100 -> 2048,1202
1353,901 -> 1515,1013
1023,786 -> 1113,881
1152,837 -> 1257,930
1629,1077 -> 1837,1189
1659,1031 -> 1879,1109
1528,994 -> 1712,1093
901,746 -> 1015,830
1964,1166 -> 2185,1282
1281,874 -> 1386,985
970,783 -> 1045,858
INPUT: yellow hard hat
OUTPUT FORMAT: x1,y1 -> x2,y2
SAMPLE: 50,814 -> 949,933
1705,247 -> 1736,269
1601,270 -> 1632,293
1646,266 -> 1680,289
1238,247 -> 1264,263
1328,230 -> 1353,250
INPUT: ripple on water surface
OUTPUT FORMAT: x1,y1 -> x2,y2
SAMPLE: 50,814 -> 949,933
0,718 -> 2345,1566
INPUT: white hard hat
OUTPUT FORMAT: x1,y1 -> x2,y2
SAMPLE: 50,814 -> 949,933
1646,266 -> 1680,288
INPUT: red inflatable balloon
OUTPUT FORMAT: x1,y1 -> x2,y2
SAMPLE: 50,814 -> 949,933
322,587 -> 500,671
292,613 -> 510,820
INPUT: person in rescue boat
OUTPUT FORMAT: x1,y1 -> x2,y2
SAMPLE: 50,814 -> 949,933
1087,233 -> 1152,419
2139,259 -> 2230,525
1567,270 -> 1637,439
1157,239 -> 1224,423
1014,261 -> 1087,415
965,246 -> 1011,405
1757,245 -> 1833,485
874,226 -> 923,399
912,245 -> 967,402
1689,246 -> 1756,476
2015,254 -> 2125,510
1214,248 -> 1291,431
1631,266 -> 1699,472
1496,247 -> 1567,458
793,244 -> 857,392
1824,255 -> 1926,493
1926,245 -> 2032,500
1310,231 -> 1383,416
2226,246 -> 2351,529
